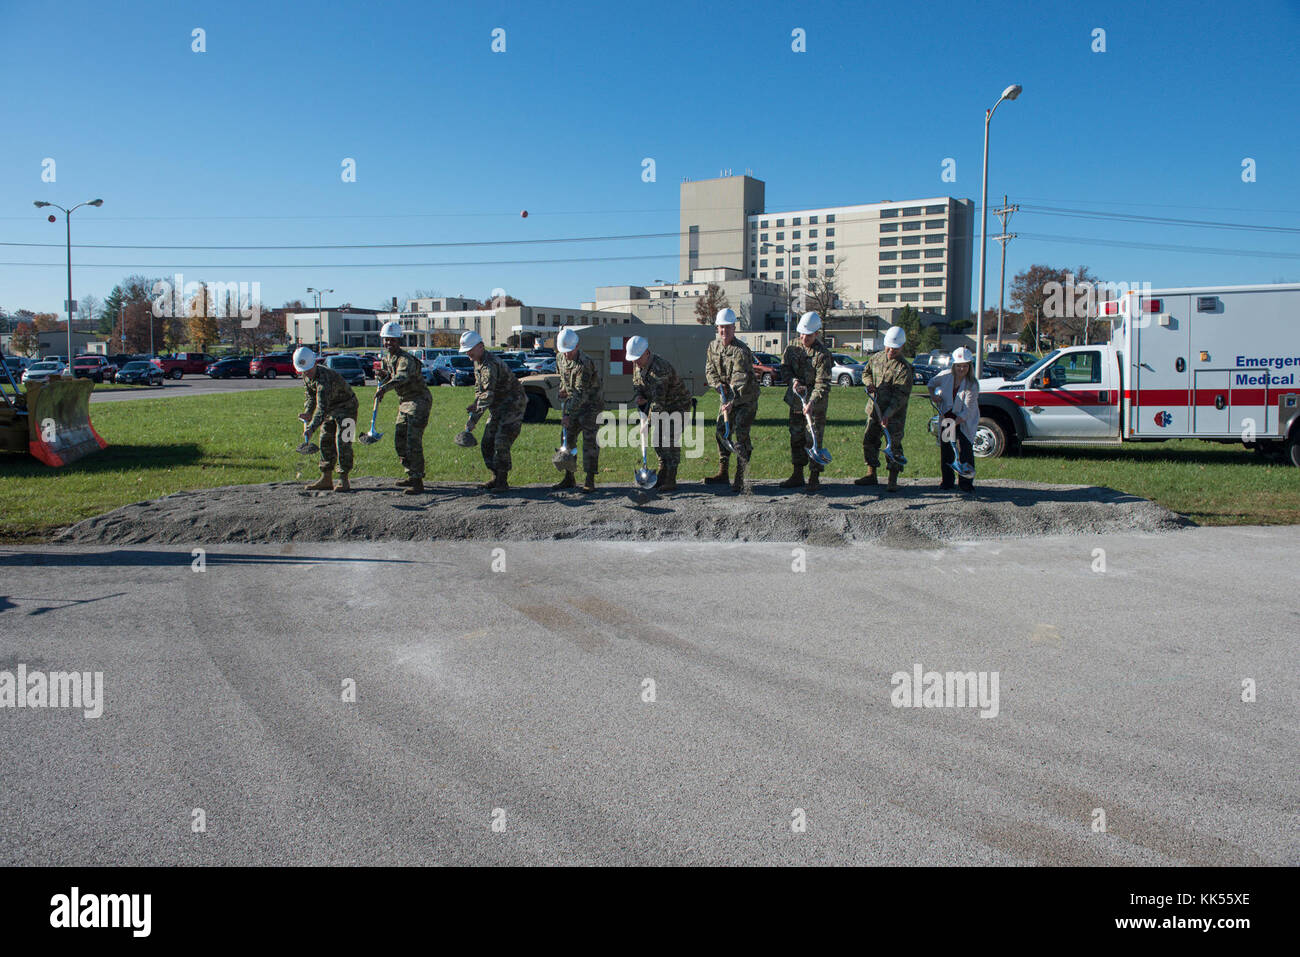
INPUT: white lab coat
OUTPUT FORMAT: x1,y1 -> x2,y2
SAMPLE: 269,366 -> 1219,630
929,370 -> 980,444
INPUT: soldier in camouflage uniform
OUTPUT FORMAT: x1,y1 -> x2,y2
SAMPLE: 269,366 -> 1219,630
704,308 -> 760,493
552,327 -> 603,493
858,324 -> 914,493
461,330 -> 527,493
295,346 -> 359,492
779,311 -> 835,492
629,335 -> 691,492
375,321 -> 433,495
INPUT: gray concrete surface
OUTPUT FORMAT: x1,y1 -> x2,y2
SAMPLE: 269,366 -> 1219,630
90,375 -> 307,403
1,527 -> 1295,866
56,478 -> 1188,546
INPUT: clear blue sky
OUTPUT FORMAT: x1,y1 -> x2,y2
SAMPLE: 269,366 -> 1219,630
3,0 -> 1298,318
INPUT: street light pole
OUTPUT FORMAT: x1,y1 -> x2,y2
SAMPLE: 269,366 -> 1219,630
974,84 -> 1021,378
34,198 -> 103,367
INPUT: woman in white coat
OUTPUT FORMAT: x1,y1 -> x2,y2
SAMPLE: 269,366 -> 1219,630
929,347 -> 979,491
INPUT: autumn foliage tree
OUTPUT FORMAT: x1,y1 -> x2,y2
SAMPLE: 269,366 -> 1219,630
9,321 -> 38,357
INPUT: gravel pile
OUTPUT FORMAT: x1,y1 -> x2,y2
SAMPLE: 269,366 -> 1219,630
55,477 -> 1190,547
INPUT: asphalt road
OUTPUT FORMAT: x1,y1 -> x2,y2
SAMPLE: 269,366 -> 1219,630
89,374 -> 309,403
0,526 -> 1295,866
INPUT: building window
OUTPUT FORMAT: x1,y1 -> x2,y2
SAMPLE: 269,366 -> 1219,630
902,250 -> 920,259
901,279 -> 919,288
776,271 -> 784,280
825,254 -> 834,263
792,270 -> 800,279
924,278 -> 943,287
826,227 -> 835,237
903,207 -> 921,216
792,257 -> 801,266
793,217 -> 801,225
902,265 -> 920,273
826,241 -> 835,250
923,293 -> 943,301
776,258 -> 784,267
880,223 -> 898,232
902,221 -> 921,231
776,231 -> 784,240
761,220 -> 768,228
879,280 -> 897,289
808,256 -> 817,265
881,238 -> 898,246
538,314 -> 545,321
902,236 -> 921,245
880,208 -> 898,218
807,243 -> 817,251
879,294 -> 896,302
926,204 -> 946,214
925,234 -> 945,243
880,265 -> 897,274
925,263 -> 944,272
925,220 -> 944,229
809,215 -> 818,224
901,293 -> 919,301
760,272 -> 768,279
924,249 -> 944,258
826,214 -> 835,223
776,219 -> 785,227
809,229 -> 818,238
759,259 -> 768,267
760,232 -> 768,241
880,251 -> 897,260
792,230 -> 801,239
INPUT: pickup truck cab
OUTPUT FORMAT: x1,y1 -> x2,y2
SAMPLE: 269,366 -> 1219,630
156,353 -> 213,379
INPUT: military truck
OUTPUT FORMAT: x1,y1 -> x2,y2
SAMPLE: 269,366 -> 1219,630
519,323 -> 716,423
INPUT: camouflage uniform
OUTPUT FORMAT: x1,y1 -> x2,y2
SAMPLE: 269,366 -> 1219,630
378,348 -> 433,480
303,364 -> 359,474
704,338 -> 759,463
781,338 -> 834,470
632,354 -> 691,469
556,349 -> 603,475
472,351 -> 527,472
862,350 -> 913,469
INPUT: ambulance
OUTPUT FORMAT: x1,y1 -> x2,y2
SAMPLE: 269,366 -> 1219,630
967,283 -> 1300,466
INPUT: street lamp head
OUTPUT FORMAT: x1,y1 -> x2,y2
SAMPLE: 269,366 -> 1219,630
1002,84 -> 1022,101
88,199 -> 104,206
33,201 -> 50,208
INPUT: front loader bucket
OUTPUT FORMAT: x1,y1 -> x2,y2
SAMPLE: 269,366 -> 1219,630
24,379 -> 107,466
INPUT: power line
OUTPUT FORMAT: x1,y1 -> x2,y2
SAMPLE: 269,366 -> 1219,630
1021,204 -> 1300,234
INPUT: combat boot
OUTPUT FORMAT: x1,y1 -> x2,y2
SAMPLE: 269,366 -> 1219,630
477,472 -> 497,490
403,478 -> 424,495
306,469 -> 333,491
731,457 -> 752,495
886,469 -> 901,493
335,472 -> 351,492
806,468 -> 822,492
653,465 -> 677,492
396,476 -> 415,487
703,459 -> 730,484
581,472 -> 597,492
779,466 -> 805,489
854,466 -> 878,486
551,471 -> 576,491
487,469 -> 510,494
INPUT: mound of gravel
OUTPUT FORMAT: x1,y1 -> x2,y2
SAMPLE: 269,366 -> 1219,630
54,477 -> 1189,547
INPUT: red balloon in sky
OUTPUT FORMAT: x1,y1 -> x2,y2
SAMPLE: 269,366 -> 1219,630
48,214 -> 56,223
520,210 -> 528,218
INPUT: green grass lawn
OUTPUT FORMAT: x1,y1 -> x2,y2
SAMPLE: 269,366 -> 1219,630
0,385 -> 1296,539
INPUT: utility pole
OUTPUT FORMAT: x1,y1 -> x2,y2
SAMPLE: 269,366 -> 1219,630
990,194 -> 1018,352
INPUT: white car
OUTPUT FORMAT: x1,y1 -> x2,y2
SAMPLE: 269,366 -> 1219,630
831,353 -> 864,387
22,360 -> 67,384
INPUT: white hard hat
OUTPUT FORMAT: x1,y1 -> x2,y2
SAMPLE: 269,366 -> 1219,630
715,308 -> 737,326
292,346 -> 317,373
459,330 -> 483,352
951,346 -> 975,364
380,320 -> 403,340
556,327 -> 579,352
884,325 -> 906,349
796,311 -> 822,334
625,335 -> 649,361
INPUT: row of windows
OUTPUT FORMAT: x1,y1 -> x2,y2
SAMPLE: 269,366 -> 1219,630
880,249 -> 946,261
752,241 -> 835,255
758,227 -> 835,243
759,253 -> 836,268
880,235 -> 947,247
758,214 -> 836,228
878,278 -> 947,289
877,293 -> 945,303
879,220 -> 946,233
880,204 -> 948,218
880,264 -> 946,275
756,268 -> 835,281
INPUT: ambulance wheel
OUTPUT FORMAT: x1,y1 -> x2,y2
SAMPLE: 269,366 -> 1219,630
1287,432 -> 1300,468
973,417 -> 1007,459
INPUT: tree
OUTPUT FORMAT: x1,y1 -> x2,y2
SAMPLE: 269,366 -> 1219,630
805,262 -> 844,318
32,312 -> 61,332
10,321 -> 38,357
1010,264 -> 1101,347
694,283 -> 728,325
76,294 -> 100,330
476,292 -> 523,310
894,304 -> 922,356
918,324 -> 942,354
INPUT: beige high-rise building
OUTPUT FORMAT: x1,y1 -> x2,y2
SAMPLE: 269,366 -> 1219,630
678,174 -> 974,321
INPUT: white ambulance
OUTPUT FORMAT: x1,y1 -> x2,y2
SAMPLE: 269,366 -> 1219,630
967,283 -> 1300,466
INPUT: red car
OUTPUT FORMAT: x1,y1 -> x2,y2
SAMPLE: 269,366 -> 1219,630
72,355 -> 117,383
752,352 -> 785,387
250,353 -> 297,379
156,353 -> 213,379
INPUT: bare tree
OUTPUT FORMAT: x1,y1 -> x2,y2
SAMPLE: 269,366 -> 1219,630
694,283 -> 728,325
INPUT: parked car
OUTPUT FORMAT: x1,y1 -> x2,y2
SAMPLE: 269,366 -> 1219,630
205,357 -> 253,379
983,350 -> 1037,380
830,353 -> 864,387
501,356 -> 530,377
72,355 -> 117,383
323,354 -> 366,386
523,356 -> 557,374
2,355 -> 30,380
529,347 -> 556,358
912,358 -> 941,385
986,350 -> 1037,369
250,353 -> 297,379
751,352 -> 784,387
22,360 -> 67,384
114,360 -> 164,387
157,352 -> 214,379
430,354 -> 475,386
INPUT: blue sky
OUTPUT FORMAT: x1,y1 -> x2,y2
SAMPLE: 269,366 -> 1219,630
2,0 -> 1298,318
